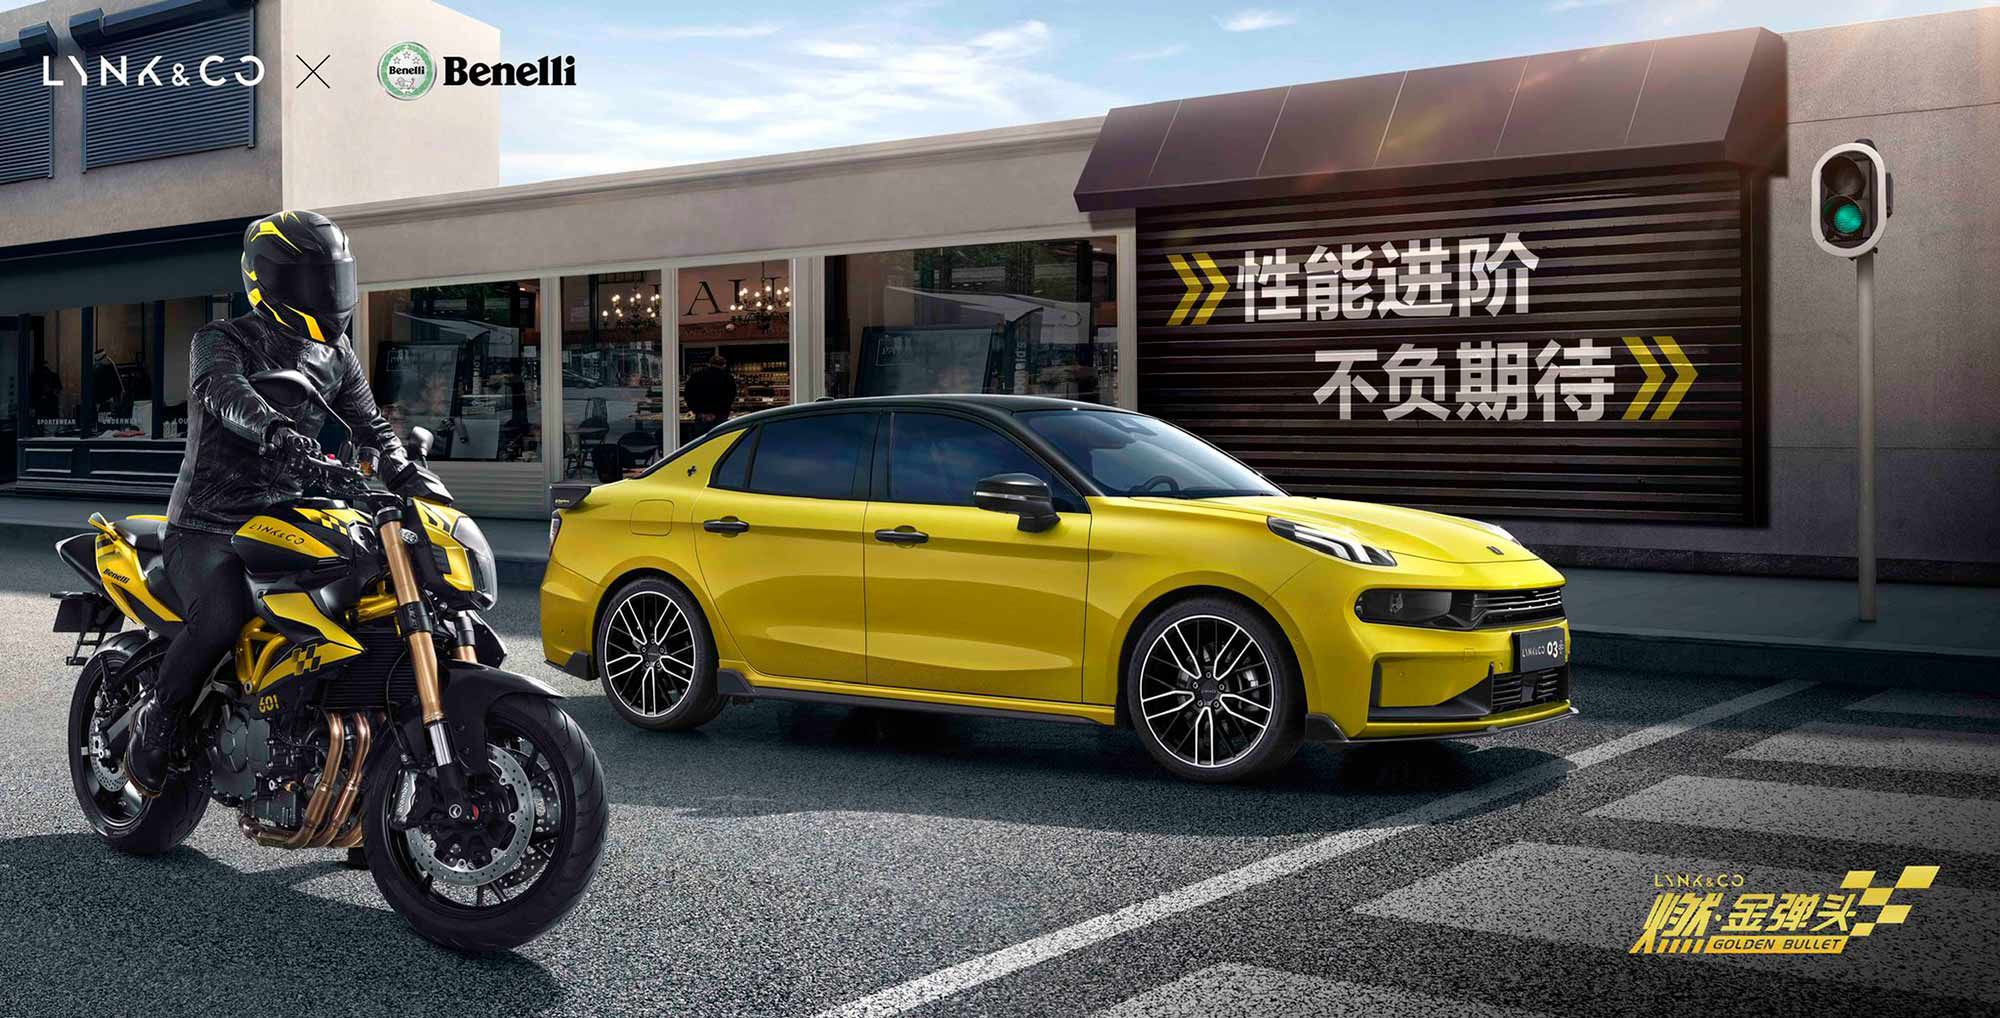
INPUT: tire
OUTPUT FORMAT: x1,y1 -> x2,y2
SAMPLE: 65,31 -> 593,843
363,695 -> 608,953
593,576 -> 723,731
1125,596 -> 1304,784
66,644 -> 208,855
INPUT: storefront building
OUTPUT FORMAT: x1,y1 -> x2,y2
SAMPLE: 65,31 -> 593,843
0,0 -> 498,495
3,2 -> 1994,580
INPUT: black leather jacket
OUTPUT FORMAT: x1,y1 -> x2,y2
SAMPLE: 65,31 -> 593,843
167,313 -> 403,534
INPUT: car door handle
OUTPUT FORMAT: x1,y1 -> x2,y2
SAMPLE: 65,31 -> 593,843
874,527 -> 929,545
703,517 -> 750,535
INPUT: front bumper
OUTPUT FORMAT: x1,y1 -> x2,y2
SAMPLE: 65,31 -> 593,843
1269,555 -> 1577,741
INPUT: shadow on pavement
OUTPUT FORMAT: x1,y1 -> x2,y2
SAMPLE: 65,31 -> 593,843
579,694 -> 1565,838
0,833 -> 562,1018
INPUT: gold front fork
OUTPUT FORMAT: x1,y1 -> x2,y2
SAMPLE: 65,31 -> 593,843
378,518 -> 454,765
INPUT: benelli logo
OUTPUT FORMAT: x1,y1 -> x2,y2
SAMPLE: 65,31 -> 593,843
102,568 -> 131,584
377,41 -> 574,100
42,54 -> 264,88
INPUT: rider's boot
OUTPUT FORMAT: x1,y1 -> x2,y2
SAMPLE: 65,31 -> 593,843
123,695 -> 182,798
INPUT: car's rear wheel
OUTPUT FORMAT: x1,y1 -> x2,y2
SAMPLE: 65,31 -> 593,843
594,577 -> 723,731
1126,597 -> 1302,783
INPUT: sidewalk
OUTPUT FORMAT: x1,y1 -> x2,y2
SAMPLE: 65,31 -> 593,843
5,496 -> 1994,689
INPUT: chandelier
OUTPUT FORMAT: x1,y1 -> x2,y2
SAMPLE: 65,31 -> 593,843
600,287 -> 660,324
727,267 -> 791,332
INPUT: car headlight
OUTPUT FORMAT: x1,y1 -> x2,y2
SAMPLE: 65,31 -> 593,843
1354,588 -> 1455,625
1268,518 -> 1397,567
1474,519 -> 1520,546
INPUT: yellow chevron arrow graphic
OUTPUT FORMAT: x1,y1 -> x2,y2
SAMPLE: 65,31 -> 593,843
1192,253 -> 1230,325
1650,335 -> 1696,420
1166,254 -> 1201,326
1621,335 -> 1665,420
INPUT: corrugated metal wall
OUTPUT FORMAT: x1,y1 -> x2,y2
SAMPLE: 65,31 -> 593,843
82,9 -> 256,171
0,63 -> 53,184
1137,165 -> 1763,524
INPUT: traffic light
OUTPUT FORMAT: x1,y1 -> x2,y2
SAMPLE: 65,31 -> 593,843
1811,140 -> 1891,257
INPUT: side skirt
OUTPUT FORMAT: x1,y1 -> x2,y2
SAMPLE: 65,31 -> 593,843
717,669 -> 1113,728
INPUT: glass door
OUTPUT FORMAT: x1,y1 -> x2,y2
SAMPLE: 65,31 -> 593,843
558,271 -> 664,482
676,260 -> 792,445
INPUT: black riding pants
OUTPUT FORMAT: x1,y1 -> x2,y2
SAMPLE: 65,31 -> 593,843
155,528 -> 252,708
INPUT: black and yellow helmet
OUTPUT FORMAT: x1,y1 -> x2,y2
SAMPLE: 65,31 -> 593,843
241,210 -> 356,343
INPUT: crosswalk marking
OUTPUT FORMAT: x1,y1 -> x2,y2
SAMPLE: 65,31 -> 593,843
1846,689 -> 2000,720
812,679 -> 1815,1018
1093,964 -> 1551,1018
1730,721 -> 2000,775
1356,842 -> 2000,1002
1589,775 -> 2000,854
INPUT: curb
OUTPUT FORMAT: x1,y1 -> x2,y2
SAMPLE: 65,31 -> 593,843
1571,625 -> 2000,691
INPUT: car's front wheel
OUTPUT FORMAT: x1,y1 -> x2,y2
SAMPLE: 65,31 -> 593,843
594,577 -> 723,731
1126,597 -> 1303,783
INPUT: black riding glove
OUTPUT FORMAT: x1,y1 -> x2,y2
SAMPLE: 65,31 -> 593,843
265,425 -> 323,471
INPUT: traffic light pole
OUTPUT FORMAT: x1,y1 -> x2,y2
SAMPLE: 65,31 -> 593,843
1857,251 -> 1876,622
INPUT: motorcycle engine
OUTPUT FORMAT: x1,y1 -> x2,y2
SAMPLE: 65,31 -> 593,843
206,703 -> 325,830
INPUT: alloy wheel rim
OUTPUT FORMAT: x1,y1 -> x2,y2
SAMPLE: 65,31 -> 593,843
1138,615 -> 1275,769
602,590 -> 696,718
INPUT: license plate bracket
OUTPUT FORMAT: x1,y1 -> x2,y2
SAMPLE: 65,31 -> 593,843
1514,625 -> 1567,672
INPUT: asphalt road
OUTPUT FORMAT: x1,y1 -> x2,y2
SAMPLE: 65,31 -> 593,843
0,532 -> 1995,1017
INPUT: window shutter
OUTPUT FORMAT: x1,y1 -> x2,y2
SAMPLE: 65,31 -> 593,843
82,8 -> 256,170
0,64 -> 53,184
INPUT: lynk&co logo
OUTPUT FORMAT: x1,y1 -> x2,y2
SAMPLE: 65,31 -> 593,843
42,52 -> 264,87
377,40 -> 575,101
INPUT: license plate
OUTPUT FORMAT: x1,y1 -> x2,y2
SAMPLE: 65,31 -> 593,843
1515,626 -> 1567,671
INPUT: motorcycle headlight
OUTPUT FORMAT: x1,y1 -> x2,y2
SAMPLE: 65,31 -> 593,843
1268,518 -> 1397,567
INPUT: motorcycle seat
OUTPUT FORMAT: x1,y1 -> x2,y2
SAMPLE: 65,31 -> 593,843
113,516 -> 168,554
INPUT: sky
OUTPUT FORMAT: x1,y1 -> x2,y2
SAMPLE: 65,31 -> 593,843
8,0 -> 1992,183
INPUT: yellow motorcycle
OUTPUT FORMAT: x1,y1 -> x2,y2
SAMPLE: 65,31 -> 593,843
54,370 -> 606,951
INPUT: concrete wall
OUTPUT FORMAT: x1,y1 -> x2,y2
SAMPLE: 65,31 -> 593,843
1500,7 -> 2000,575
0,0 -> 499,249
277,0 -> 499,209
331,119 -> 1113,281
0,0 -> 283,247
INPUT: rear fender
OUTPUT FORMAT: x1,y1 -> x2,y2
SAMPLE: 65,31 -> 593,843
435,660 -> 564,777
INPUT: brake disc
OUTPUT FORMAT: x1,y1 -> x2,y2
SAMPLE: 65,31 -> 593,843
401,745 -> 535,887
87,689 -> 127,794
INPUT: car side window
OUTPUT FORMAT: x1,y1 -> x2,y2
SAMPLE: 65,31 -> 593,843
709,428 -> 755,489
743,414 -> 869,499
884,412 -> 1078,510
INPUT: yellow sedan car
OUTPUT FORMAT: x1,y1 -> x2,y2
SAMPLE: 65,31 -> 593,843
541,395 -> 1572,783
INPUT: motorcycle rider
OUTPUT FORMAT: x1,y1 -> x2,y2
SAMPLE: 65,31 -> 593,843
125,210 -> 406,797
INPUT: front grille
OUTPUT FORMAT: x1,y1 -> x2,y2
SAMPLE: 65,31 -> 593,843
319,625 -> 417,710
1491,667 -> 1568,713
1466,588 -> 1565,628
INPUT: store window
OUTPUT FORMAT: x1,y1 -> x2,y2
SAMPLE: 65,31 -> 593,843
21,294 -> 226,441
560,271 -> 663,481
825,238 -> 1118,404
368,280 -> 543,463
679,260 -> 791,444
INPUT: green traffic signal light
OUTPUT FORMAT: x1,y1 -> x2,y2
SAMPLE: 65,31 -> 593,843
1827,197 -> 1866,236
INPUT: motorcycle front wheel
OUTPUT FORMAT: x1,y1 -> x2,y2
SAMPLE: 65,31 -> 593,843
362,695 -> 608,953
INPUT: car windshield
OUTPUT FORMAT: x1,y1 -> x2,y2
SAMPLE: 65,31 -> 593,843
1020,410 -> 1283,499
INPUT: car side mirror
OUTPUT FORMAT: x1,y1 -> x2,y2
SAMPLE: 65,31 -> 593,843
974,473 -> 1060,533
408,426 -> 435,465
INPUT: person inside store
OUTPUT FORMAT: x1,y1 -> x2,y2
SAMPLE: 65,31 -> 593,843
125,210 -> 409,802
682,349 -> 736,441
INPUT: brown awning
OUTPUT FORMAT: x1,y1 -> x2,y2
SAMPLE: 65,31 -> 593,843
1074,27 -> 1785,212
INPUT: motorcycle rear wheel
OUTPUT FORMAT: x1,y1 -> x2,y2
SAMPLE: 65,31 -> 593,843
363,695 -> 607,952
66,645 -> 208,855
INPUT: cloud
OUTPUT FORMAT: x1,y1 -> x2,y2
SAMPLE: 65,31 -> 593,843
497,19 -> 1122,183
627,23 -> 781,41
1218,10 -> 1296,31
1545,0 -> 1626,10
1120,43 -> 1190,62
